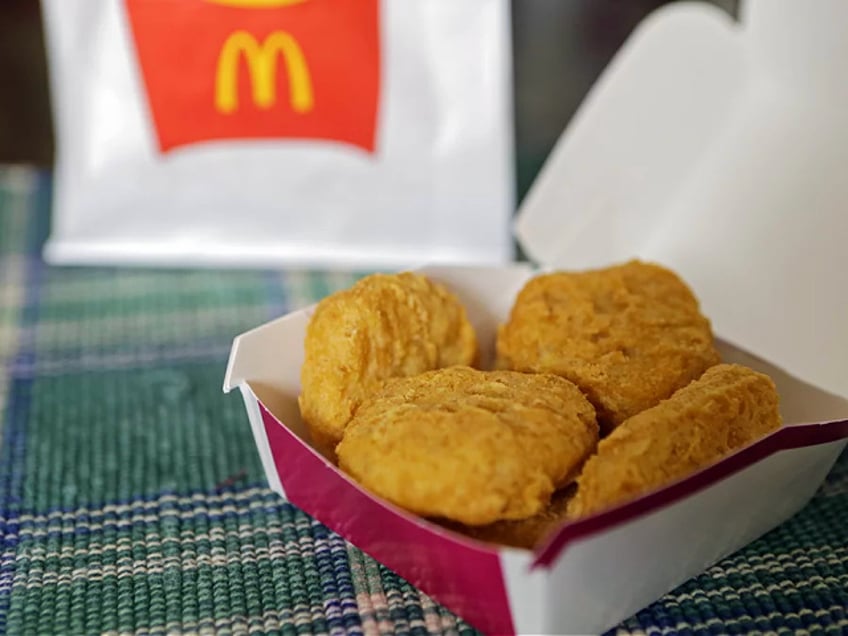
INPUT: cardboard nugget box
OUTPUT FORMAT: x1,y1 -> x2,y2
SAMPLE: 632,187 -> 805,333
223,263 -> 848,635
225,2 -> 848,633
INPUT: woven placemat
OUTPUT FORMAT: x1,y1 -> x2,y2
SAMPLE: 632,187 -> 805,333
0,167 -> 846,635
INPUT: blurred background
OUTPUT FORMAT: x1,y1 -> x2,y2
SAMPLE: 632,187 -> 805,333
0,0 -> 737,202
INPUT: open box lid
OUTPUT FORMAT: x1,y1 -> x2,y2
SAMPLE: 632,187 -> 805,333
515,0 -> 848,400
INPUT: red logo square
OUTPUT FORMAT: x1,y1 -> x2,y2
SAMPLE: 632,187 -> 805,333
125,0 -> 381,153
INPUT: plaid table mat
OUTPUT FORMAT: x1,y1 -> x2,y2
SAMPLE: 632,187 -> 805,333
0,166 -> 846,636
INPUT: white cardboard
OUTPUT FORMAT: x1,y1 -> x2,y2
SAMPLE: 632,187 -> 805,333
500,549 -> 547,635
535,439 -> 844,634
238,384 -> 285,498
516,0 -> 848,399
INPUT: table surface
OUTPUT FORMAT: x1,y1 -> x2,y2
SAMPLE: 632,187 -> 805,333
1,166 -> 847,636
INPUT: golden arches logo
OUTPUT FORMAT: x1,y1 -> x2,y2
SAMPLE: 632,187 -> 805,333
215,30 -> 314,114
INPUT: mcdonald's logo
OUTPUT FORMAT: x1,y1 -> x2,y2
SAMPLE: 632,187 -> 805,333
215,30 -> 313,115
125,0 -> 380,153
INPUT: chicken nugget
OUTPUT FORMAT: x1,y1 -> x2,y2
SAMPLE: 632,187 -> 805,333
299,273 -> 478,458
437,486 -> 575,549
336,367 -> 598,526
569,363 -> 781,517
496,260 -> 720,433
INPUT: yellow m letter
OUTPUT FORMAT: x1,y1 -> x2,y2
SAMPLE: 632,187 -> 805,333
215,30 -> 314,114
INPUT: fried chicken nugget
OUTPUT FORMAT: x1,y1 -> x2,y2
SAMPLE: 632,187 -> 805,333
337,367 -> 598,526
496,260 -> 720,433
437,486 -> 575,549
299,273 -> 477,457
569,363 -> 782,518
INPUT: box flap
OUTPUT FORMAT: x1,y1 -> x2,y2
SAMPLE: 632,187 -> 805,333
515,0 -> 848,398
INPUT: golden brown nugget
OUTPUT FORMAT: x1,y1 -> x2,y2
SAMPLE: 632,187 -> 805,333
438,486 -> 575,550
569,364 -> 782,518
496,260 -> 720,433
337,367 -> 598,526
299,273 -> 477,457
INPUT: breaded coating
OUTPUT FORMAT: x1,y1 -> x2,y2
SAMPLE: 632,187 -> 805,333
438,486 -> 575,549
496,260 -> 720,433
569,364 -> 782,518
337,367 -> 598,526
299,273 -> 477,457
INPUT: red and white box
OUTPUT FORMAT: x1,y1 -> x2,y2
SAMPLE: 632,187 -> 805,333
224,266 -> 848,634
225,2 -> 848,633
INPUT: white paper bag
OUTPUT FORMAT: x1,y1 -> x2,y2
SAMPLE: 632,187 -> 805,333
41,0 -> 513,269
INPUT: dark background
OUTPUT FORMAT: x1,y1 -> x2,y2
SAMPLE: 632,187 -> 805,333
0,0 -> 737,201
